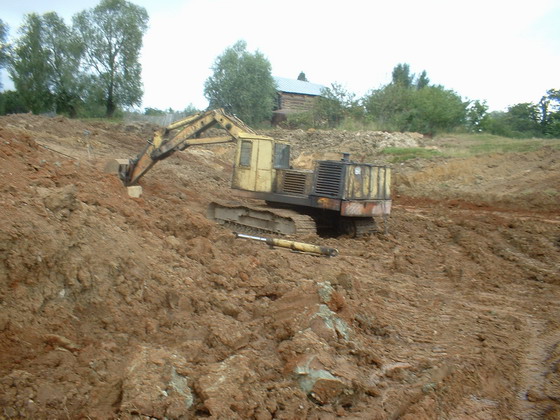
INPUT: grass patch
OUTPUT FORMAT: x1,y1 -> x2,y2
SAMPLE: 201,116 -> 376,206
381,147 -> 443,163
379,133 -> 560,163
434,133 -> 560,157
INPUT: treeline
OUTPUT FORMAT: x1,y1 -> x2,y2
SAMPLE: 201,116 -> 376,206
1,6 -> 558,139
201,42 -> 560,138
0,0 -> 148,118
309,64 -> 560,138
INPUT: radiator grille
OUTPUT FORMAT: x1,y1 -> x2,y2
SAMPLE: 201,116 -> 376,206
314,161 -> 344,197
280,171 -> 308,195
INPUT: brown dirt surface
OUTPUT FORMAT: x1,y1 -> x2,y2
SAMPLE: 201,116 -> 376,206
1,114 -> 559,419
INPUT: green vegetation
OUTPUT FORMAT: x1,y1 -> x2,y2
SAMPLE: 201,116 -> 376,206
482,92 -> 560,138
1,3 -> 559,141
284,111 -> 314,129
362,64 -> 467,135
10,12 -> 83,116
380,133 -> 560,163
0,20 -> 9,90
73,0 -> 148,117
435,134 -> 560,157
306,64 -> 559,140
380,147 -> 443,163
1,0 -> 148,118
204,40 -> 276,125
314,83 -> 362,128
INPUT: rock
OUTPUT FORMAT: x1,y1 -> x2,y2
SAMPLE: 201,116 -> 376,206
43,334 -> 80,352
165,235 -> 182,249
310,304 -> 351,341
209,314 -> 251,350
293,355 -> 352,404
37,185 -> 78,213
120,346 -> 193,418
196,354 -> 259,418
310,376 -> 349,404
127,185 -> 143,198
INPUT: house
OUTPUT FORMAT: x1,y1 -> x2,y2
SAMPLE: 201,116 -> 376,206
272,76 -> 326,124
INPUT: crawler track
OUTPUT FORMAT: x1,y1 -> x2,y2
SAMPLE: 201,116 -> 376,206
208,201 -> 317,237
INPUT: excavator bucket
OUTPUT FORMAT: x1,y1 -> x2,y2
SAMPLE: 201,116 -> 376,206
104,158 -> 143,197
104,158 -> 131,175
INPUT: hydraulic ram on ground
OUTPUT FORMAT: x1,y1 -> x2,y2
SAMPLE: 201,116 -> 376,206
234,233 -> 339,257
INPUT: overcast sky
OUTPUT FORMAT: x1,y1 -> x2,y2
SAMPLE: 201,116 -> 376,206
2,0 -> 559,112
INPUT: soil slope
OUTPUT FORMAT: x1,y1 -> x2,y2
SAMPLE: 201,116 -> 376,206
0,114 -> 559,419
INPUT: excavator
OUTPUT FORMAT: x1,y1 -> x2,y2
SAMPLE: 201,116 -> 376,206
109,108 -> 392,237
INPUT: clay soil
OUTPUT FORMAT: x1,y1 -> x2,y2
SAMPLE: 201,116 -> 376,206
0,114 -> 559,419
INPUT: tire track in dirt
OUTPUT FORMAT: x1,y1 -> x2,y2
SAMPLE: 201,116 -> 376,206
516,317 -> 560,419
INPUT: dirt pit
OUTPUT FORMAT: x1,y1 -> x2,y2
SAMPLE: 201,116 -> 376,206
0,114 -> 559,419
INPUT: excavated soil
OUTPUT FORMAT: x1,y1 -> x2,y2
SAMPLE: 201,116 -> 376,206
0,114 -> 559,419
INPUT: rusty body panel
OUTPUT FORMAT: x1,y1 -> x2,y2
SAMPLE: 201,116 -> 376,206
312,196 -> 341,211
343,164 -> 391,201
341,200 -> 391,217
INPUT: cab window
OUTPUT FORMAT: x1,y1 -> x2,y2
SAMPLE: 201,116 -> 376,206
239,140 -> 252,167
274,143 -> 290,168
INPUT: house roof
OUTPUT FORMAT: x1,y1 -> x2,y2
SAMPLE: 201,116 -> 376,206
274,76 -> 326,96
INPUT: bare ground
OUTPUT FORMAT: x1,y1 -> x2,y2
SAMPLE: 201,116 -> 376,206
0,114 -> 559,419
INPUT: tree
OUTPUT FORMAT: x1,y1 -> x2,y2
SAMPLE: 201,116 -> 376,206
364,65 -> 467,135
204,40 -> 276,125
0,90 -> 28,114
9,13 -> 84,116
9,14 -> 54,113
41,12 -> 83,116
485,103 -> 541,138
466,100 -> 489,132
484,111 -> 512,137
539,89 -> 560,137
144,107 -> 166,116
363,84 -> 415,130
416,70 -> 430,90
297,71 -> 308,82
0,20 -> 9,90
484,90 -> 560,138
391,63 -> 413,88
407,86 -> 467,134
504,103 -> 541,136
314,82 -> 361,127
391,63 -> 430,90
73,0 -> 148,117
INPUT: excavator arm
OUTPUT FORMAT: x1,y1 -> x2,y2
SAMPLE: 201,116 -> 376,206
117,108 -> 257,186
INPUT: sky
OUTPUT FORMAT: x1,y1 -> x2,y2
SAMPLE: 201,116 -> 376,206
1,0 -> 559,112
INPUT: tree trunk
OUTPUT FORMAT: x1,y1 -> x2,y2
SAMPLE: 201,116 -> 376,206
106,99 -> 116,118
106,78 -> 115,118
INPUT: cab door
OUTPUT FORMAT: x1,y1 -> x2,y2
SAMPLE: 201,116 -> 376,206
232,137 -> 274,192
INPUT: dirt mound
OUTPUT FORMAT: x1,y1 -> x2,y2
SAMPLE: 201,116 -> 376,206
0,113 -> 155,163
0,115 -> 559,419
394,148 -> 560,211
265,128 -> 423,168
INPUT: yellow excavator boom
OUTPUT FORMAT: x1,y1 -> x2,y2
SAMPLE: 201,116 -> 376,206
116,108 -> 270,186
